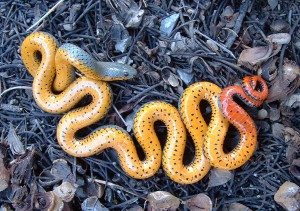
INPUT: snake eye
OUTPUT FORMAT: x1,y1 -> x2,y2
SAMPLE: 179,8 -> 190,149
124,72 -> 129,77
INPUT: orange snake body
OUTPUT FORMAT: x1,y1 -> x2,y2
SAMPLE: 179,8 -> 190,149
20,32 -> 268,184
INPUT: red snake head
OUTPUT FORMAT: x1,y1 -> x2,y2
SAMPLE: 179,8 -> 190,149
242,76 -> 269,106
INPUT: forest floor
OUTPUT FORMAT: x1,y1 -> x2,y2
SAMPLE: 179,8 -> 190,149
0,0 -> 300,210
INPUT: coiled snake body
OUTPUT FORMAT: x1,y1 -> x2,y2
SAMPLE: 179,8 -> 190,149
21,32 -> 268,184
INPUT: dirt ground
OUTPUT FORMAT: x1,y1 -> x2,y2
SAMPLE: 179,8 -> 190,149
0,0 -> 300,210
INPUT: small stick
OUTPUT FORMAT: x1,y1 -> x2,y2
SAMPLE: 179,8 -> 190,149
0,86 -> 32,99
112,105 -> 127,126
127,81 -> 163,103
26,0 -> 65,32
195,30 -> 236,59
94,178 -> 146,199
225,0 -> 252,48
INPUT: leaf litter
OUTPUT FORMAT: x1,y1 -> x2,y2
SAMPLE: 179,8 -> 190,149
0,0 -> 300,210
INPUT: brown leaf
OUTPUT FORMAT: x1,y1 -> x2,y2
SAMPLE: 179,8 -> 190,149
177,69 -> 194,85
50,159 -> 75,183
46,191 -> 64,211
284,127 -> 300,147
286,145 -> 299,164
53,181 -> 77,202
10,150 -> 34,185
274,181 -> 300,211
185,193 -> 212,211
34,191 -> 63,211
127,205 -> 144,211
6,123 -> 25,155
81,196 -> 109,211
269,108 -> 280,121
270,20 -> 290,33
238,45 -> 273,69
171,32 -> 188,52
267,60 -> 300,102
227,203 -> 252,211
0,151 -> 10,191
258,57 -> 278,81
125,112 -> 135,132
272,123 -> 285,139
289,158 -> 300,180
207,168 -> 233,188
268,0 -> 278,10
147,191 -> 181,211
285,94 -> 300,108
282,60 -> 300,82
83,180 -> 105,198
219,6 -> 238,28
267,33 -> 291,45
162,68 -> 180,87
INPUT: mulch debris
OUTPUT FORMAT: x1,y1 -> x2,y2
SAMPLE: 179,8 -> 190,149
0,0 -> 300,210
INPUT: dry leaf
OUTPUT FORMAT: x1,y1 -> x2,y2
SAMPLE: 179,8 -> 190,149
6,123 -> 25,155
10,150 -> 34,185
50,159 -> 75,183
125,112 -> 135,132
81,196 -> 109,211
284,127 -> 300,147
53,181 -> 77,202
185,193 -> 212,211
127,205 -> 144,211
267,33 -> 291,45
285,94 -> 300,108
282,60 -> 300,82
147,191 -> 181,210
289,158 -> 300,180
267,60 -> 300,102
47,191 -> 64,211
274,181 -> 300,211
270,20 -> 290,32
238,45 -> 272,69
177,69 -> 194,85
0,151 -> 10,191
171,32 -> 188,52
220,6 -> 238,28
162,68 -> 180,87
35,191 -> 64,211
271,123 -> 285,139
268,0 -> 278,10
227,203 -> 252,211
286,145 -> 299,164
62,4 -> 81,31
269,108 -> 280,121
258,57 -> 278,81
160,13 -> 179,36
208,168 -> 233,188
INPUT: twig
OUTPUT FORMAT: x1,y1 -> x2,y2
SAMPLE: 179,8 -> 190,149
94,178 -> 146,199
195,30 -> 236,59
0,86 -> 32,99
127,81 -> 164,103
26,0 -> 65,32
225,0 -> 252,48
112,105 -> 127,126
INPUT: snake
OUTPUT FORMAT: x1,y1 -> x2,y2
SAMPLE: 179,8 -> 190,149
204,76 -> 268,169
20,31 -> 268,184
